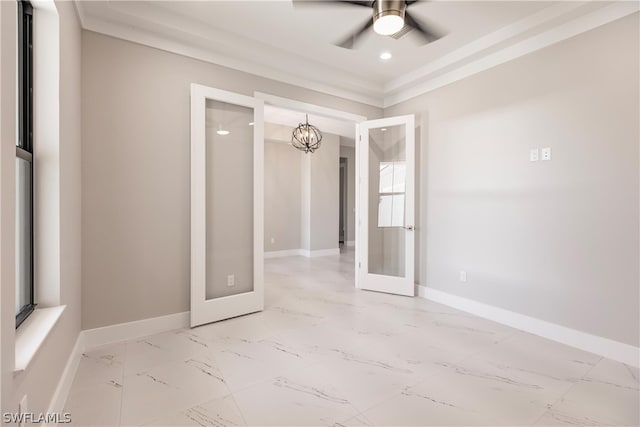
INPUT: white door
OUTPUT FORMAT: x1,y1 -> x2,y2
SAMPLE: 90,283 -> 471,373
190,84 -> 264,327
357,115 -> 415,296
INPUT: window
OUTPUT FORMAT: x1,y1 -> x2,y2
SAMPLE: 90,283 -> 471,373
16,0 -> 34,328
377,161 -> 406,227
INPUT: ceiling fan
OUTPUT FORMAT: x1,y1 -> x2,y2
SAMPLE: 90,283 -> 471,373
293,0 -> 445,49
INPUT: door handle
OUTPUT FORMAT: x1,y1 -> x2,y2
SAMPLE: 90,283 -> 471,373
403,226 -> 414,231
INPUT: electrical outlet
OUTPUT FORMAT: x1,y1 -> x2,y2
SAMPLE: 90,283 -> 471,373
459,271 -> 467,283
227,274 -> 235,287
541,147 -> 551,161
530,148 -> 539,162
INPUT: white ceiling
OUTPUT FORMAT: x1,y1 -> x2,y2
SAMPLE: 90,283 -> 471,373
75,1 -> 639,107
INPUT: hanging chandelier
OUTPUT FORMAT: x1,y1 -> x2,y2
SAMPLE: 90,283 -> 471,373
291,114 -> 322,154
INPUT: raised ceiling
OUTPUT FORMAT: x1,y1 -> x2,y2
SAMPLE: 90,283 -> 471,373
76,1 -> 638,107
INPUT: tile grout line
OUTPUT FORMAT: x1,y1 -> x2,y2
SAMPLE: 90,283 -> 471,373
527,355 -> 604,427
205,336 -> 251,427
347,328 -> 564,426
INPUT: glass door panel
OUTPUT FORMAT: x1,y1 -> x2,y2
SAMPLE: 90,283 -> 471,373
206,100 -> 254,300
368,125 -> 407,278
191,84 -> 264,327
358,115 -> 415,296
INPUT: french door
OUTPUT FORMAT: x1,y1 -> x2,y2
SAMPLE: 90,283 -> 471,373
357,115 -> 415,296
190,84 -> 264,327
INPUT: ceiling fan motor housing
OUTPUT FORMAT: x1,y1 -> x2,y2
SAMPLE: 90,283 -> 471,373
373,0 -> 406,22
373,0 -> 407,35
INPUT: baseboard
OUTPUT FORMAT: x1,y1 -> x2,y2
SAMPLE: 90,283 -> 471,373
82,311 -> 190,350
45,332 -> 84,426
346,240 -> 355,247
266,248 -> 341,258
264,249 -> 303,259
418,286 -> 640,368
300,248 -> 341,258
45,311 -> 191,424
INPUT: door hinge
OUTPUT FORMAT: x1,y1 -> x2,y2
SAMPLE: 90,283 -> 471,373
358,262 -> 361,268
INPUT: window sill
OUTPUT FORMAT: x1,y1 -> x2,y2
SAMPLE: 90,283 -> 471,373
14,305 -> 66,375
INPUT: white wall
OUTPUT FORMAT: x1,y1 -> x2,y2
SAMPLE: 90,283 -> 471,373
0,0 -> 82,415
33,3 -> 61,307
385,14 -> 639,347
81,31 -> 382,329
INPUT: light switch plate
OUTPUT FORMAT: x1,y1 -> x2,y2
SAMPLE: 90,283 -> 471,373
530,149 -> 539,162
542,147 -> 551,161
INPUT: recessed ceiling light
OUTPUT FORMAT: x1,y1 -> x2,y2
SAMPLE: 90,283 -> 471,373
248,122 -> 254,126
216,129 -> 230,136
380,52 -> 392,60
381,128 -> 388,132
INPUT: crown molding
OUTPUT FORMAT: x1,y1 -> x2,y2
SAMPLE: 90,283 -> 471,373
383,2 -> 639,107
75,1 -> 385,108
383,2 -> 585,95
73,1 -> 639,110
72,0 -> 85,28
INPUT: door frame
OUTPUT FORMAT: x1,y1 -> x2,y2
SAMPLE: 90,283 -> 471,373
253,92 -> 366,284
190,83 -> 265,327
356,114 -> 416,296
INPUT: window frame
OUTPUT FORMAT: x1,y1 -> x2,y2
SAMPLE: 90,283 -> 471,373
16,0 -> 35,328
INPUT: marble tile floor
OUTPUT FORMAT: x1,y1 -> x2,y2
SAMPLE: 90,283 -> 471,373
65,251 -> 639,426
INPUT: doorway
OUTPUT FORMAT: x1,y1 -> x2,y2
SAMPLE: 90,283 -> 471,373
257,92 -> 364,267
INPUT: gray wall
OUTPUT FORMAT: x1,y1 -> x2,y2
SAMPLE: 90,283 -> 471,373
385,14 -> 639,346
265,141 -> 302,252
81,31 -> 382,329
308,133 -> 340,251
1,0 -> 82,415
264,126 -> 341,254
339,144 -> 356,243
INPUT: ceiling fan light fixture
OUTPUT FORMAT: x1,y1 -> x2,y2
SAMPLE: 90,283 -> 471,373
373,13 -> 404,36
372,1 -> 406,36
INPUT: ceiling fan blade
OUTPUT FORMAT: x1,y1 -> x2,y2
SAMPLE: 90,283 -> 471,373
335,17 -> 373,49
402,11 -> 445,44
292,0 -> 373,8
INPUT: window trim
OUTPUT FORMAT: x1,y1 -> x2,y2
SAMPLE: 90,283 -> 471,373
16,0 -> 35,329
